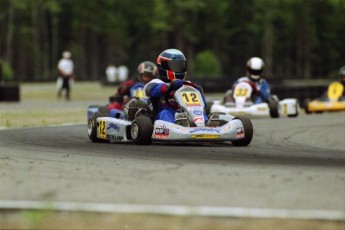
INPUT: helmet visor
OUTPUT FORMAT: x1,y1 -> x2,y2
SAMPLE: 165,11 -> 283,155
249,68 -> 263,76
162,60 -> 186,73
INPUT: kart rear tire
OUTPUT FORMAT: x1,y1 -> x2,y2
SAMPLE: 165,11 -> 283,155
231,116 -> 253,146
131,116 -> 153,145
88,112 -> 110,143
268,99 -> 280,118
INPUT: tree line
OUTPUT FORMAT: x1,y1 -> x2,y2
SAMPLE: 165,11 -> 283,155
0,0 -> 344,82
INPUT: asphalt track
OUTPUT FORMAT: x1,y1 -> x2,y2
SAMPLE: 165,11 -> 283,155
0,113 -> 344,219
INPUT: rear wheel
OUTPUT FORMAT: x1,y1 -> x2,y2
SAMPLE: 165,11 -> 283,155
268,98 -> 280,118
131,116 -> 153,145
231,116 -> 253,146
88,113 -> 110,143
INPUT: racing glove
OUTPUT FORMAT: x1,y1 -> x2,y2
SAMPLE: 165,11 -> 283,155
169,79 -> 184,91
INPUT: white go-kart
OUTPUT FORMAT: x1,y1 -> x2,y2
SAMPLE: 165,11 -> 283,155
206,81 -> 299,118
88,81 -> 254,146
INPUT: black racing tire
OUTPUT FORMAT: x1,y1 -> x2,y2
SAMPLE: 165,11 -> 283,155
131,116 -> 153,145
303,98 -> 312,114
268,99 -> 280,118
231,116 -> 253,147
88,112 -> 110,143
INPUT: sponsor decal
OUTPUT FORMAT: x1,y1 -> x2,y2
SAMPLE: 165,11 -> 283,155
107,123 -> 120,132
154,125 -> 169,139
107,135 -> 123,141
236,127 -> 245,138
193,117 -> 204,123
257,107 -> 267,111
170,124 -> 187,132
222,123 -> 235,131
191,134 -> 220,139
193,110 -> 203,116
190,127 -> 220,133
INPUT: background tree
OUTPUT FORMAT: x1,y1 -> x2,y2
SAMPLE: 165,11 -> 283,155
193,50 -> 221,79
0,0 -> 344,82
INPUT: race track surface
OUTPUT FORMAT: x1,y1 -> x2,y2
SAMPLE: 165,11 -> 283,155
0,113 -> 344,217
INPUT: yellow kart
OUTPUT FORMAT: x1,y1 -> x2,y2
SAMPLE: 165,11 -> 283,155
304,81 -> 345,113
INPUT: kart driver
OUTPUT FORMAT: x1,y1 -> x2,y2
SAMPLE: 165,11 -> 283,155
107,61 -> 158,111
339,66 -> 345,94
224,57 -> 271,104
144,48 -> 209,124
328,66 -> 345,101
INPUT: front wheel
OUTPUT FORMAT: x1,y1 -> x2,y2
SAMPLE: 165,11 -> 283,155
231,116 -> 253,146
88,113 -> 110,143
131,116 -> 153,145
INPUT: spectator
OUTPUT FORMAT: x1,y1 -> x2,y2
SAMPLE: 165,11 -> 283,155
57,51 -> 75,100
106,64 -> 117,83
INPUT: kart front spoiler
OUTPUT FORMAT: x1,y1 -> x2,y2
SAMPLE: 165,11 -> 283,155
151,119 -> 246,142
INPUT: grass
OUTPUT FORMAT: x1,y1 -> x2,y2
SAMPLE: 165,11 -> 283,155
0,81 -> 222,129
1,210 -> 343,230
0,82 -> 117,128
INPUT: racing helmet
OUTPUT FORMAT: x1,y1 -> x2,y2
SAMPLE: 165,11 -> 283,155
136,61 -> 158,83
156,49 -> 187,82
62,51 -> 71,59
246,57 -> 264,81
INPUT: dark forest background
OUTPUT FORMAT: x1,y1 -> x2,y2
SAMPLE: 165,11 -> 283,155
0,0 -> 344,82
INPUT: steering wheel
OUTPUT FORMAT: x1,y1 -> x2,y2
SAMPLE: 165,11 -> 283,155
165,81 -> 199,109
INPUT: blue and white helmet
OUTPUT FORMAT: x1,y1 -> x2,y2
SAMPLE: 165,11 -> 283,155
156,49 -> 187,82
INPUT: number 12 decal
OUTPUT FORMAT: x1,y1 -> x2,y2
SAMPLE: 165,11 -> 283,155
180,92 -> 201,106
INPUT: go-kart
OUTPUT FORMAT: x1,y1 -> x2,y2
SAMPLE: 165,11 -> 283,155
304,81 -> 345,114
87,81 -> 253,146
206,81 -> 299,118
87,82 -> 146,121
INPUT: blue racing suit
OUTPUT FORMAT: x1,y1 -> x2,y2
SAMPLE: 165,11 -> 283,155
144,79 -> 208,123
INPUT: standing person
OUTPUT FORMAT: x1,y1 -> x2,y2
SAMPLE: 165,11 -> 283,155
57,51 -> 75,100
107,61 -> 158,111
106,64 -> 117,83
117,65 -> 129,83
224,57 -> 271,104
144,48 -> 210,125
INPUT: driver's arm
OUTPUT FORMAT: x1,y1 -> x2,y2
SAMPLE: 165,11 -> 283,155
259,80 -> 271,102
144,82 -> 168,98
